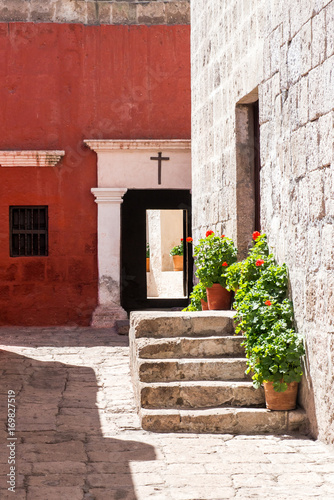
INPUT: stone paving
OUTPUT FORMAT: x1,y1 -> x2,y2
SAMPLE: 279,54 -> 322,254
0,327 -> 334,500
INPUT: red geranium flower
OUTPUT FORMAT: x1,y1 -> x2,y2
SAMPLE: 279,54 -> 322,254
253,231 -> 261,240
181,238 -> 183,241
186,237 -> 193,242
206,230 -> 214,237
265,300 -> 272,306
221,235 -> 225,238
255,259 -> 265,267
222,262 -> 228,267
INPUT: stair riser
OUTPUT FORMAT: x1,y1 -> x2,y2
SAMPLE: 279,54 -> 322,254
141,410 -> 309,434
138,337 -> 245,359
131,312 -> 235,339
140,385 -> 265,409
139,360 -> 251,383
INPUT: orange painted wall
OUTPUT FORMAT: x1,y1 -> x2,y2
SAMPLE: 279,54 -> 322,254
0,23 -> 191,325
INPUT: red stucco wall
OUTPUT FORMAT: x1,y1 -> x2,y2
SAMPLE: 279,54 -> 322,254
0,23 -> 190,325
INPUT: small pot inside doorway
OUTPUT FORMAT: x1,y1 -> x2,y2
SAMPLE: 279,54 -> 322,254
206,284 -> 231,310
173,255 -> 183,271
146,258 -> 150,272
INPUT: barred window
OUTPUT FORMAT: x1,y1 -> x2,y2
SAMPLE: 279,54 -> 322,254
10,206 -> 48,257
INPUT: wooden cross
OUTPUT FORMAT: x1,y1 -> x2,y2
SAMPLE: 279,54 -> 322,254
150,152 -> 170,185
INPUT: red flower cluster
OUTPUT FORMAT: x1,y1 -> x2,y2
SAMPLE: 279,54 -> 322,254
206,230 -> 214,237
181,238 -> 183,241
186,237 -> 193,242
253,231 -> 261,241
265,300 -> 272,306
222,262 -> 228,267
221,235 -> 225,238
255,259 -> 265,267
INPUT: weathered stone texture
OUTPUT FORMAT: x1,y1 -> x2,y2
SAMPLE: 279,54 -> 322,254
130,311 -> 309,434
0,0 -> 190,25
1,327 -> 334,499
191,0 -> 334,445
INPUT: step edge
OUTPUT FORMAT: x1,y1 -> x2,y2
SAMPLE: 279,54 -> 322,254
136,336 -> 245,341
138,358 -> 248,364
139,380 -> 258,387
140,407 -> 307,415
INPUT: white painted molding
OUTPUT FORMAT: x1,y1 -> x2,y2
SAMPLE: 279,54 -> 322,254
85,139 -> 191,190
84,139 -> 191,152
91,187 -> 128,203
0,150 -> 65,167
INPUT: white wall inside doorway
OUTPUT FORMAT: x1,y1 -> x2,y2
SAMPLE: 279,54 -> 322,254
146,209 -> 185,298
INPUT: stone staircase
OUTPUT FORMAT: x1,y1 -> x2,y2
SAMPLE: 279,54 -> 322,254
129,311 -> 309,434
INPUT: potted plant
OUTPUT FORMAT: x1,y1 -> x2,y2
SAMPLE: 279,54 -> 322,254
248,326 -> 305,410
146,243 -> 150,272
194,231 -> 237,310
226,231 -> 305,410
183,282 -> 208,311
170,239 -> 183,271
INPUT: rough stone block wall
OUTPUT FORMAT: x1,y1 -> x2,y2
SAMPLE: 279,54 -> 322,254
0,0 -> 190,25
191,0 -> 334,445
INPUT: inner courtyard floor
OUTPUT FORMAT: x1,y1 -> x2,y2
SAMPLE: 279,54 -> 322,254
0,327 -> 333,500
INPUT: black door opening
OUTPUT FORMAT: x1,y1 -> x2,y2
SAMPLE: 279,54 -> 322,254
121,189 -> 192,312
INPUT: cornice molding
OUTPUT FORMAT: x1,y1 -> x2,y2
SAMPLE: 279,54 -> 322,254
0,150 -> 65,167
91,187 -> 128,204
84,139 -> 191,152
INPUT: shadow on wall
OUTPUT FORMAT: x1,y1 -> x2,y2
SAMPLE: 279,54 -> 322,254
300,342 -> 319,440
0,349 -> 156,499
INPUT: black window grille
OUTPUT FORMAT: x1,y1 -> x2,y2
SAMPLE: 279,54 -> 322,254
10,206 -> 48,257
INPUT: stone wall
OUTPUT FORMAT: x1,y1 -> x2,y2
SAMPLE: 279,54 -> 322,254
0,0 -> 189,25
191,0 -> 334,445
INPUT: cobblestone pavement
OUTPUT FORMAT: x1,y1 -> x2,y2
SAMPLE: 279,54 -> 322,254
0,327 -> 334,500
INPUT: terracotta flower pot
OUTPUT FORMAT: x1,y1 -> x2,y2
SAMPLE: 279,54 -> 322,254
200,299 -> 209,310
173,255 -> 183,271
146,258 -> 150,272
263,381 -> 298,410
206,284 -> 231,310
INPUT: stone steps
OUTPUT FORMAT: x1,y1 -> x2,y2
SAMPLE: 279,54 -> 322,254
130,311 -> 309,434
138,358 -> 251,382
140,408 -> 309,434
140,381 -> 265,409
131,310 -> 235,338
136,336 -> 246,359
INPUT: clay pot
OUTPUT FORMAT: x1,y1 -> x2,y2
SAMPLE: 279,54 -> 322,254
146,258 -> 150,272
200,299 -> 209,310
173,255 -> 183,271
263,381 -> 298,410
206,284 -> 231,310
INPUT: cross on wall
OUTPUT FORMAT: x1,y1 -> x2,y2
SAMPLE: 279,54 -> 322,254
150,152 -> 170,185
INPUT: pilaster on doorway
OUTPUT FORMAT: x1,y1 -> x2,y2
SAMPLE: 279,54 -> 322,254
86,139 -> 191,328
90,188 -> 128,327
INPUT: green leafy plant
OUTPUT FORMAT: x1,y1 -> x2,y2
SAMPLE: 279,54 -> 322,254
194,231 -> 237,288
183,282 -> 207,311
248,328 -> 305,392
227,231 -> 305,392
170,239 -> 184,256
226,233 -> 271,294
146,243 -> 150,258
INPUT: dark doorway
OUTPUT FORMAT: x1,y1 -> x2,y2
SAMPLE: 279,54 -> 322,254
121,189 -> 192,312
235,90 -> 261,258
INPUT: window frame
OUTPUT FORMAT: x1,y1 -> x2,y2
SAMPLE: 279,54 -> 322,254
9,206 -> 48,257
